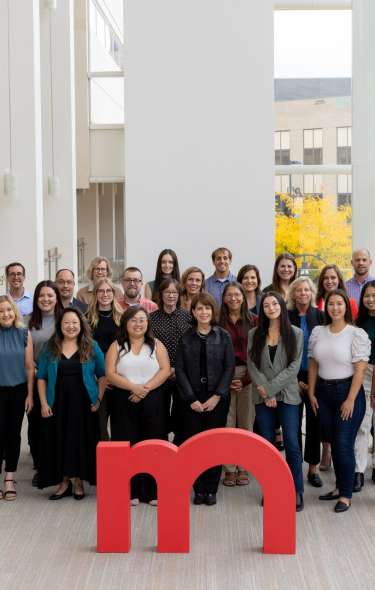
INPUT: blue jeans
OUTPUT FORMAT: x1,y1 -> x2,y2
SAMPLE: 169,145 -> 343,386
316,377 -> 366,499
255,401 -> 303,494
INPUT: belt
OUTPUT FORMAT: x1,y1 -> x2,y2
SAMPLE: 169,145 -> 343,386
318,376 -> 352,385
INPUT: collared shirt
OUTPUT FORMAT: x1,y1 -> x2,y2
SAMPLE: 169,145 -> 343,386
118,296 -> 158,314
9,289 -> 33,317
205,271 -> 237,306
345,275 -> 375,304
150,308 -> 191,366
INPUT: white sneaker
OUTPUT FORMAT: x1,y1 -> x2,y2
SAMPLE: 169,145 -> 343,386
149,499 -> 158,506
131,498 -> 139,506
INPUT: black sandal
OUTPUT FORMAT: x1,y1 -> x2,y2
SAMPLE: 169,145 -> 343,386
4,479 -> 17,501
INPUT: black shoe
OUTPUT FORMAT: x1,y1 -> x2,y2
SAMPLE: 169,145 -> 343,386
353,472 -> 363,493
274,440 -> 284,452
49,481 -> 73,501
319,490 -> 340,501
296,493 -> 304,512
334,500 -> 351,513
307,472 -> 323,488
32,472 -> 39,487
372,468 -> 375,483
204,493 -> 217,506
193,493 -> 205,505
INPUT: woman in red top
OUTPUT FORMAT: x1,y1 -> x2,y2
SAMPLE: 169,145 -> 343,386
316,265 -> 358,320
219,282 -> 256,486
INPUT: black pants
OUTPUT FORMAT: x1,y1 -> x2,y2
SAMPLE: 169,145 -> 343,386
27,382 -> 41,469
180,394 -> 229,495
0,382 -> 27,473
108,386 -> 167,502
298,370 -> 321,466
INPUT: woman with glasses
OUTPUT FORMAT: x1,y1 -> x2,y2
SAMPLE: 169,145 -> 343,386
150,279 -> 191,442
248,292 -> 304,511
77,256 -> 122,306
86,279 -> 123,440
106,306 -> 170,505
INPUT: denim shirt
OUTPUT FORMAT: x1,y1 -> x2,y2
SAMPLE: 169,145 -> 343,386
36,341 -> 105,406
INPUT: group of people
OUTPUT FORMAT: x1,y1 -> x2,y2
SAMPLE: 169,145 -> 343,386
0,247 -> 374,515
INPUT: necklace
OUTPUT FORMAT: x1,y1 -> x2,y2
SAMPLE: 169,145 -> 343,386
99,310 -> 112,318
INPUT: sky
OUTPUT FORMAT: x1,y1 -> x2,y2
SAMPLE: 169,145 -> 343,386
274,10 -> 352,78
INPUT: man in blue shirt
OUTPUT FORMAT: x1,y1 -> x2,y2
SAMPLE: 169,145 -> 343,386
205,247 -> 236,306
6,262 -> 33,316
345,248 -> 374,304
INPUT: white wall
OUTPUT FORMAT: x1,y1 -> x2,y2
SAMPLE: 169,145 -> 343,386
124,0 -> 275,283
90,128 -> 124,180
352,0 -> 375,259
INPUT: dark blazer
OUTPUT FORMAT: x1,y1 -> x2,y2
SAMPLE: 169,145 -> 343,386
175,326 -> 235,403
70,297 -> 88,314
288,306 -> 324,335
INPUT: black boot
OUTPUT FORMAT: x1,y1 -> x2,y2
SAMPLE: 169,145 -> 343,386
353,472 -> 363,493
296,493 -> 304,512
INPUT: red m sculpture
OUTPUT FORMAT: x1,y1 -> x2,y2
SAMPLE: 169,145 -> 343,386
97,428 -> 296,554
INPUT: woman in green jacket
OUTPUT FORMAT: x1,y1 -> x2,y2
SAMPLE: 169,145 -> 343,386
37,308 -> 105,500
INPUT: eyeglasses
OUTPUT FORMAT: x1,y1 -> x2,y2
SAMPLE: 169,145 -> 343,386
97,289 -> 113,295
94,266 -> 107,272
123,278 -> 142,284
164,291 -> 179,297
8,272 -> 24,278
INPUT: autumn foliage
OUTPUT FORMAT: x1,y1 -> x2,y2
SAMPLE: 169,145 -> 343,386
275,194 -> 352,276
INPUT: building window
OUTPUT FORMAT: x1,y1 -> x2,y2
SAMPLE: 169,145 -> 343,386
337,174 -> 352,207
275,131 -> 290,165
337,126 -> 352,164
275,175 -> 290,194
304,174 -> 322,197
303,128 -> 323,165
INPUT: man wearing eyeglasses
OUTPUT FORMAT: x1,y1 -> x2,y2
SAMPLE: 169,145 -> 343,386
5,262 -> 33,316
119,267 -> 158,313
55,269 -> 88,313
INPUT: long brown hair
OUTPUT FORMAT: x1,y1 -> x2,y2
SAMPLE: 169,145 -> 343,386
271,253 -> 297,294
28,281 -> 63,330
48,308 -> 94,362
219,282 -> 256,333
317,264 -> 348,302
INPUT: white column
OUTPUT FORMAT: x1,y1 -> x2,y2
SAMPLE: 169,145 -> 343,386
40,0 -> 77,277
124,1 -> 275,282
0,0 -> 44,291
352,0 -> 375,258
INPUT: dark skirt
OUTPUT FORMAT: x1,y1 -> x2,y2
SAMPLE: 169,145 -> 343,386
38,353 -> 99,488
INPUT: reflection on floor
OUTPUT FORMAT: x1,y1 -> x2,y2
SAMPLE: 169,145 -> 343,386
1,438 -> 374,590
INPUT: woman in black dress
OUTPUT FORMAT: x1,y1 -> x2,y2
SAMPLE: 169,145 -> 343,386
37,308 -> 105,500
86,278 -> 123,439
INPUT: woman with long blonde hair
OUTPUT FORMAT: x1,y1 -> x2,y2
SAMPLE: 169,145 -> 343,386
86,279 -> 123,439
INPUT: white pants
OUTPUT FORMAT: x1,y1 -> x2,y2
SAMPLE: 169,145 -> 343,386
354,364 -> 374,473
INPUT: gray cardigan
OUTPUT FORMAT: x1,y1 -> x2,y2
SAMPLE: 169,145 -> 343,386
247,325 -> 303,405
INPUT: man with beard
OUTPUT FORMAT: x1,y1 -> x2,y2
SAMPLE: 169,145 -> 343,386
118,267 -> 158,312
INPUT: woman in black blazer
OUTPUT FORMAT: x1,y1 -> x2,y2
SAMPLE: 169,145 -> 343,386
175,292 -> 235,506
287,277 -> 324,488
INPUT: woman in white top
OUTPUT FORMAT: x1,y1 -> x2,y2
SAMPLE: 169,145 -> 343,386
106,305 -> 170,505
308,289 -> 370,513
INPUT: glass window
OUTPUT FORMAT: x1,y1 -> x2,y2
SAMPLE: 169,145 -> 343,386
89,0 -> 123,72
90,77 -> 124,124
275,131 -> 290,165
274,9 -> 352,276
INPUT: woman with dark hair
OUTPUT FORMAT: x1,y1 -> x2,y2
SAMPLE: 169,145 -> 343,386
0,296 -> 34,500
287,277 -> 324,487
175,293 -> 235,506
352,281 -> 375,491
247,291 -> 304,511
316,264 -> 358,320
150,278 -> 191,442
263,253 -> 297,301
86,278 -> 123,440
37,308 -> 105,499
106,306 -> 170,505
180,267 -> 205,312
237,264 -> 262,314
144,249 -> 180,303
219,282 -> 256,486
308,289 -> 370,513
26,280 -> 63,485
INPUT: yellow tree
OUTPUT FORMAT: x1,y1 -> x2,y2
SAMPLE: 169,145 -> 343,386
275,194 -> 352,276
